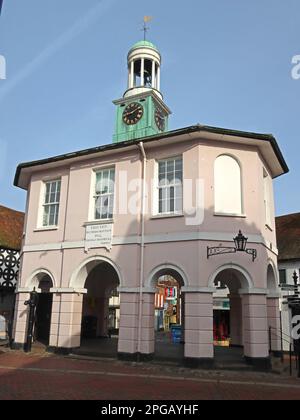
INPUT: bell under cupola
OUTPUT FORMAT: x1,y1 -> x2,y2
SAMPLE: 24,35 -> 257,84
113,40 -> 171,143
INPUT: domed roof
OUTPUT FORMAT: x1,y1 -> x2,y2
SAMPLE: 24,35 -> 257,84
129,40 -> 159,53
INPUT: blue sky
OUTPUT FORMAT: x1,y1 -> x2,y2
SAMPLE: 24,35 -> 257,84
0,0 -> 299,215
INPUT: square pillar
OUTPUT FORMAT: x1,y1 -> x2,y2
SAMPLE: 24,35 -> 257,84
184,291 -> 214,368
242,293 -> 271,370
118,292 -> 155,361
267,296 -> 282,355
12,292 -> 30,349
49,292 -> 83,353
118,292 -> 139,358
229,294 -> 243,347
139,293 -> 155,357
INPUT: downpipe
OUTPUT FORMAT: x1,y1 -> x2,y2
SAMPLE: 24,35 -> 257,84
137,142 -> 147,361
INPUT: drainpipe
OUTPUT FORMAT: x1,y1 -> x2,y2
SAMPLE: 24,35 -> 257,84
137,142 -> 147,359
56,172 -> 71,348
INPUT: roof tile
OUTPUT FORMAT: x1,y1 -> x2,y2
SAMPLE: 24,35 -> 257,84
0,205 -> 24,250
276,213 -> 300,261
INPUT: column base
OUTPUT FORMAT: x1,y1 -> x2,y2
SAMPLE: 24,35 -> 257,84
184,357 -> 214,369
244,356 -> 271,371
117,352 -> 154,362
47,346 -> 77,355
271,351 -> 284,359
10,342 -> 24,350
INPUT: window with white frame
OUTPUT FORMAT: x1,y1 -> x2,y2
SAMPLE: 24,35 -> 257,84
214,155 -> 242,215
42,180 -> 61,227
157,157 -> 183,215
94,168 -> 115,220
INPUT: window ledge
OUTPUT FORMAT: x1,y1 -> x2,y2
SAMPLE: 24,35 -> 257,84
34,226 -> 59,232
214,213 -> 247,218
151,213 -> 184,220
84,219 -> 114,226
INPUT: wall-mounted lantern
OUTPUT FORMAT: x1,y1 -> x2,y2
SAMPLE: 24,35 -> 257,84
207,230 -> 257,262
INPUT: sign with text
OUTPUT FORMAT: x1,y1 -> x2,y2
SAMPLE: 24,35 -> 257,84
85,223 -> 113,250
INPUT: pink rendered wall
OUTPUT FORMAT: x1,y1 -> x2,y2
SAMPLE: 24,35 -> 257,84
18,135 -> 279,293
22,137 -> 277,248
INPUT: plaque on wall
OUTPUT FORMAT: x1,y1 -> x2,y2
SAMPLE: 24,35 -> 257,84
85,223 -> 113,251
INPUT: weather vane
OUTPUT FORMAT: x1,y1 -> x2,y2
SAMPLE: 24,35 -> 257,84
142,16 -> 153,41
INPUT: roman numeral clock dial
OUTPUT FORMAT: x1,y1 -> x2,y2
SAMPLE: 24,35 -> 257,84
122,102 -> 144,125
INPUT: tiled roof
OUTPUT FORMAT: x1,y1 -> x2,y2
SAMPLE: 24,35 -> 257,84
0,205 -> 24,250
276,213 -> 300,261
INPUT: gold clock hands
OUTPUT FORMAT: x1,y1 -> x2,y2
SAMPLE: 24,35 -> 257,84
126,108 -> 140,117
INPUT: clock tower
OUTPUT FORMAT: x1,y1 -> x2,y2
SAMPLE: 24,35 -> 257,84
113,40 -> 171,143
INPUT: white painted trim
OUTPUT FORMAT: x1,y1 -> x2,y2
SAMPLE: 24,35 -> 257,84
17,287 -> 42,293
118,287 -> 156,294
25,268 -> 56,289
150,213 -> 184,220
214,213 -> 246,218
36,178 -> 62,229
239,288 -> 268,295
88,166 -> 116,223
22,231 -> 278,254
208,263 -> 254,290
146,263 -> 189,288
267,292 -> 281,299
153,155 -> 183,217
267,258 -> 280,292
181,287 -> 215,294
62,241 -> 88,249
69,255 -> 123,289
50,287 -> 88,294
33,227 -> 59,232
83,219 -> 114,226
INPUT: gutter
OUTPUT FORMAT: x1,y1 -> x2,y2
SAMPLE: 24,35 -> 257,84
137,141 -> 147,358
14,124 -> 289,188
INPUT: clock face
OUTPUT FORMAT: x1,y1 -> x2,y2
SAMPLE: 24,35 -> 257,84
122,102 -> 144,125
155,107 -> 166,131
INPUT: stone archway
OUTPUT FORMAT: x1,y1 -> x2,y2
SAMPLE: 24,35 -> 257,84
26,268 -> 56,291
147,264 -> 188,362
202,264 -> 271,370
35,274 -> 53,345
211,265 -> 250,350
70,256 -> 123,290
70,257 -> 121,357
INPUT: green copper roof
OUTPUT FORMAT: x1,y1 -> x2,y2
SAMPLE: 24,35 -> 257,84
129,40 -> 159,53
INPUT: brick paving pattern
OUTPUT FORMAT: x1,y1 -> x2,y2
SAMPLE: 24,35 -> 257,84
0,349 -> 300,400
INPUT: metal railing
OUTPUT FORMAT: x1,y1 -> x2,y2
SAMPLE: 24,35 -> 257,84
269,326 -> 300,378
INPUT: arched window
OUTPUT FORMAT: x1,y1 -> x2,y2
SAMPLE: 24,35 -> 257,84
214,155 -> 242,215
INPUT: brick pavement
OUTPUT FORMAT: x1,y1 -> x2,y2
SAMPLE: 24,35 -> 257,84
0,349 -> 300,400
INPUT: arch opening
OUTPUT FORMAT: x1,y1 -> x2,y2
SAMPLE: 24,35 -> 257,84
267,263 -> 278,293
35,273 -> 54,346
150,266 -> 187,362
211,266 -> 252,358
73,259 -> 121,358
